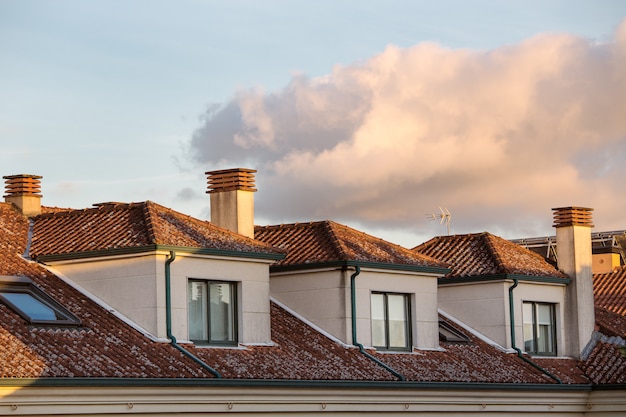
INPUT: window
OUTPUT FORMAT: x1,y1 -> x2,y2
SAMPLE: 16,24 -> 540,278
371,292 -> 411,351
188,280 -> 237,345
0,276 -> 81,326
523,302 -> 556,356
439,320 -> 470,343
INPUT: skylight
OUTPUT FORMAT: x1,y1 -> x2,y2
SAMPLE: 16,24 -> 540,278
0,276 -> 81,326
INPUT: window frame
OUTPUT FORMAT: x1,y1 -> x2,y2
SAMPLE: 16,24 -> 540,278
187,279 -> 238,346
522,301 -> 557,356
0,275 -> 81,326
370,291 -> 412,351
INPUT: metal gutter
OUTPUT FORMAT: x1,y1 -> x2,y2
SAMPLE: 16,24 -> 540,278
271,260 -> 449,275
439,273 -> 570,286
165,251 -> 222,378
349,265 -> 405,381
508,278 -> 563,384
36,244 -> 285,263
0,377 -> 596,391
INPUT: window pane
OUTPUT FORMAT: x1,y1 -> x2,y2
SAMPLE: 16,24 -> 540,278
209,282 -> 235,342
522,302 -> 535,353
387,294 -> 408,348
1,292 -> 59,321
536,304 -> 554,353
188,281 -> 208,341
371,293 -> 386,347
522,302 -> 556,355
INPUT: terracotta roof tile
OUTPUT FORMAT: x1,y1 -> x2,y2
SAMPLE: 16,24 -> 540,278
595,307 -> 626,337
186,302 -> 397,380
255,221 -> 446,269
30,201 -> 282,259
414,232 -> 567,279
578,342 -> 626,384
373,315 -> 576,384
594,266 -> 626,316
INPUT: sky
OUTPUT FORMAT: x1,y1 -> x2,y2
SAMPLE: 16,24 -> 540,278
1,0 -> 626,248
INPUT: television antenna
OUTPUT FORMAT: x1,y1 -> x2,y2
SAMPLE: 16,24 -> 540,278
427,207 -> 452,235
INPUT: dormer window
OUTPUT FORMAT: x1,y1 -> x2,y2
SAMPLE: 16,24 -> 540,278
188,279 -> 237,345
0,276 -> 81,326
371,292 -> 411,351
523,301 -> 557,356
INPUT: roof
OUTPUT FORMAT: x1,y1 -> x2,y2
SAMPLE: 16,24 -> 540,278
255,221 -> 447,270
30,201 -> 283,260
1,201 -> 624,385
186,301 -> 596,384
594,265 -> 626,316
413,232 -> 569,280
0,202 -> 215,378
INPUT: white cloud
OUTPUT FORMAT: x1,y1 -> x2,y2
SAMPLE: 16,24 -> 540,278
186,19 -> 626,245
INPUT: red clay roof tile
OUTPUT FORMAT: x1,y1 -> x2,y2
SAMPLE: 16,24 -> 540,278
414,232 -> 568,279
594,266 -> 626,317
255,221 -> 446,269
30,201 -> 282,259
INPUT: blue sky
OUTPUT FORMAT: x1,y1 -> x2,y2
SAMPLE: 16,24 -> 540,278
2,1 -> 626,246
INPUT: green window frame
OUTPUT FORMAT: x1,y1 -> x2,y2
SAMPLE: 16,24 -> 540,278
370,292 -> 411,351
187,279 -> 238,346
523,301 -> 557,356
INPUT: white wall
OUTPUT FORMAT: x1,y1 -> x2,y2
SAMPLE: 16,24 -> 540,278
357,269 -> 440,350
513,282 -> 566,355
270,267 -> 440,350
168,254 -> 272,345
438,282 -> 509,347
439,280 -> 567,355
47,251 -> 273,344
270,269 -> 349,343
47,254 -> 164,337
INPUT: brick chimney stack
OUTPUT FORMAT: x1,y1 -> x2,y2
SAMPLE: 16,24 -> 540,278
3,174 -> 43,217
553,206 -> 594,358
206,168 -> 256,239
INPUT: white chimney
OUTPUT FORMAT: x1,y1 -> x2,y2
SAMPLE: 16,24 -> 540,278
3,174 -> 42,217
553,206 -> 594,358
206,168 -> 256,239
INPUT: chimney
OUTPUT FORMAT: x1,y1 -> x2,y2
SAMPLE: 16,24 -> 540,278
3,174 -> 43,217
553,206 -> 594,358
206,168 -> 256,238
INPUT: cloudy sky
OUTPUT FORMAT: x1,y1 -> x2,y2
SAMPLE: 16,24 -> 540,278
2,1 -> 625,247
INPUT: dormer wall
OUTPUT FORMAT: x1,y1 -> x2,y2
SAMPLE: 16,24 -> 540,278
438,280 -> 567,354
44,252 -> 273,344
270,267 -> 440,350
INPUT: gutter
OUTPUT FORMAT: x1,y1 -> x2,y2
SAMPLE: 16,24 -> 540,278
350,265 -> 405,381
165,251 -> 222,378
0,377 -> 595,390
508,278 -> 563,384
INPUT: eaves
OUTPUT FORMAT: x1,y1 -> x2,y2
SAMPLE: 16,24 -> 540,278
270,260 -> 450,275
35,244 -> 286,263
438,273 -> 571,286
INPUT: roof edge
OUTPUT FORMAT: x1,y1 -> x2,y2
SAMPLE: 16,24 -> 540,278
438,273 -> 571,286
0,377 -> 596,390
36,244 -> 286,263
270,260 -> 450,274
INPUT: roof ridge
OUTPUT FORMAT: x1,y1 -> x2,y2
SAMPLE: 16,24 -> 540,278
482,232 -> 507,272
142,201 -> 159,244
324,220 -> 352,260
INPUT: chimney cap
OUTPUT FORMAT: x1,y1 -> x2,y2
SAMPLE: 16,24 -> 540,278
206,168 -> 257,194
552,206 -> 594,228
3,174 -> 43,198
